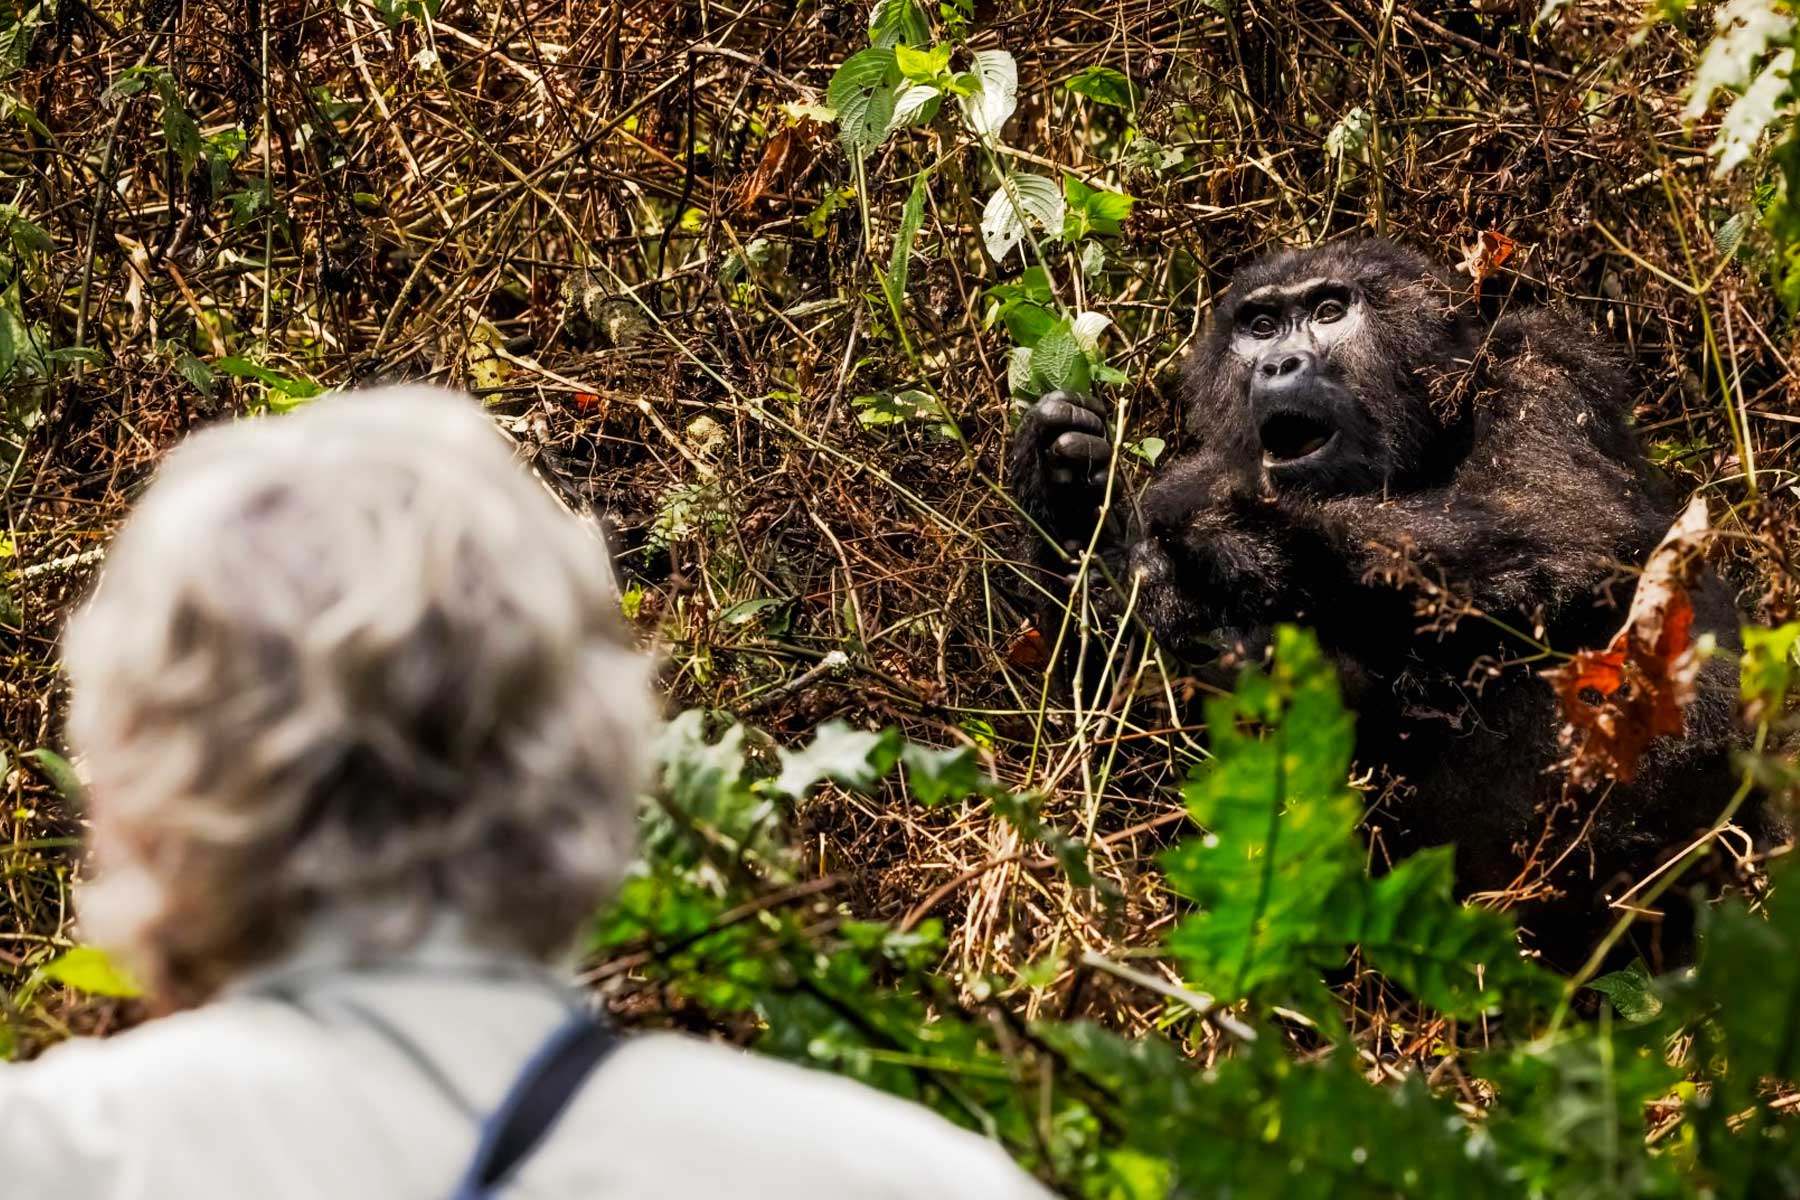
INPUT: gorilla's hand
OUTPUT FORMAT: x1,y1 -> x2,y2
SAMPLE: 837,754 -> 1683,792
1010,390 -> 1114,548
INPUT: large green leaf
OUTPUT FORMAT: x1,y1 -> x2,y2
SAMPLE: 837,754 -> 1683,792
827,48 -> 901,155
1162,628 -> 1364,1003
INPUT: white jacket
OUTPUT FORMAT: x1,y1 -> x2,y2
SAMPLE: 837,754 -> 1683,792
0,937 -> 1053,1199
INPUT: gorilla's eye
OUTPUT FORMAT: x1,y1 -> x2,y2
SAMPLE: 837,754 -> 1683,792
1313,298 -> 1347,324
1246,314 -> 1278,338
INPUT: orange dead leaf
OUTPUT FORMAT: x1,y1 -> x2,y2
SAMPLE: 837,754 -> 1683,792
1457,230 -> 1518,298
734,119 -> 820,212
1543,496 -> 1710,787
1005,625 -> 1052,671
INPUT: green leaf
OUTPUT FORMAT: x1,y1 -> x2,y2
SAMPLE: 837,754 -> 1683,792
41,946 -> 142,998
0,206 -> 51,256
997,299 -> 1055,346
1131,436 -> 1166,466
894,42 -> 950,83
853,388 -> 949,430
1480,1028 -> 1684,1198
1079,239 -> 1106,278
45,346 -> 105,368
980,172 -> 1064,261
887,81 -> 941,131
21,748 -> 82,806
887,168 -> 930,303
1161,627 -> 1364,1003
868,0 -> 929,48
1742,621 -> 1800,720
898,741 -> 993,807
1351,848 -> 1554,1018
1026,320 -> 1092,395
213,356 -> 323,399
1586,961 -> 1664,1024
1715,209 -> 1754,257
1064,65 -> 1136,109
717,596 -> 786,626
0,308 -> 16,379
827,48 -> 901,154
772,721 -> 901,798
1325,105 -> 1373,161
1062,175 -> 1135,239
1071,310 -> 1111,352
177,352 -> 216,399
957,48 -> 1017,138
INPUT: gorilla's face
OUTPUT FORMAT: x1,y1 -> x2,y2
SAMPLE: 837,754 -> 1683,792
1182,239 -> 1478,499
1229,274 -> 1385,493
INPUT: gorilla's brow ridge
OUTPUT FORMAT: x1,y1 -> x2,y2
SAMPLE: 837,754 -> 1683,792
1239,275 -> 1335,306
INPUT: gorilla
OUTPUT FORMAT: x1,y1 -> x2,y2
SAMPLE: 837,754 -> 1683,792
1009,238 -> 1775,972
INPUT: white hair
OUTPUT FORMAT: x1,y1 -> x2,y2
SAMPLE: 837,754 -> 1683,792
63,385 -> 651,1004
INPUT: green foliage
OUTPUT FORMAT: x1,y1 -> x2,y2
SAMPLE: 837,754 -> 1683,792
1687,870 -> 1800,1194
39,947 -> 142,998
608,625 -> 1800,1196
1163,628 -> 1553,1019
886,168 -> 930,303
980,171 -> 1064,262
1685,0 -> 1800,305
827,48 -> 903,154
107,66 -> 203,177
1064,66 -> 1136,110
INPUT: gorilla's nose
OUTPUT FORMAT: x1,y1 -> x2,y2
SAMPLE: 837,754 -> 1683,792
1253,348 -> 1317,386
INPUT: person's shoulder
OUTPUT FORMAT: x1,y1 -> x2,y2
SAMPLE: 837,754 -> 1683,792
581,1032 -> 1052,1198
0,1001 -> 299,1194
11,996 -> 315,1089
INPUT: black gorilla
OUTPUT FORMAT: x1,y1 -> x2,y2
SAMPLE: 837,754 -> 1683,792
1010,238 -> 1774,971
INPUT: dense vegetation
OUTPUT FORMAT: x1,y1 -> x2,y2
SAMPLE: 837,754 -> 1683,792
2,0 -> 1799,1194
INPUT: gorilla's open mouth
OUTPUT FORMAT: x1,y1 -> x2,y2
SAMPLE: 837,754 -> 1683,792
1258,409 -> 1338,467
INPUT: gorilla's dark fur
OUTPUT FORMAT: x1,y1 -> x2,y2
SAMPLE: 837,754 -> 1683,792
1010,238 -> 1775,971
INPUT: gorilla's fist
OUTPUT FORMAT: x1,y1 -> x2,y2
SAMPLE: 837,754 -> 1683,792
1009,390 -> 1114,549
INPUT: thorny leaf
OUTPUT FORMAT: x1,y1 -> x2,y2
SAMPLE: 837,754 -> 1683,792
1544,496 -> 1710,787
1456,229 -> 1518,298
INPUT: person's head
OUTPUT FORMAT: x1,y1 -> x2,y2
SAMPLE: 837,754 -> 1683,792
63,385 -> 651,1007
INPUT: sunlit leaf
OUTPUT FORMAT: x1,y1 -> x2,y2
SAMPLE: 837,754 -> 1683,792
41,946 -> 142,998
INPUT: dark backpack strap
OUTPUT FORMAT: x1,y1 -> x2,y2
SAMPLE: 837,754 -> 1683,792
452,1010 -> 621,1199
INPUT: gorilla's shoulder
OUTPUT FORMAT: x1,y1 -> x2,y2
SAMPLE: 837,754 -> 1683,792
1478,304 -> 1640,462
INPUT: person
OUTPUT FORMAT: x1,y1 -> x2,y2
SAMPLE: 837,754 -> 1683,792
0,385 -> 1053,1199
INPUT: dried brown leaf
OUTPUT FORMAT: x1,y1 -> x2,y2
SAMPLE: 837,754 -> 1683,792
1544,496 -> 1710,786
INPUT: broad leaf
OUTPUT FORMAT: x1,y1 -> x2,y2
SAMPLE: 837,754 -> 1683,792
772,721 -> 901,797
1025,319 -> 1091,395
958,49 -> 1017,139
827,48 -> 900,154
980,172 -> 1064,261
1161,628 -> 1364,1004
1065,65 -> 1135,109
41,946 -> 142,998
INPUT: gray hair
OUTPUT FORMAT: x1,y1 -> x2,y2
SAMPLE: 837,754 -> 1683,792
63,385 -> 651,1004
